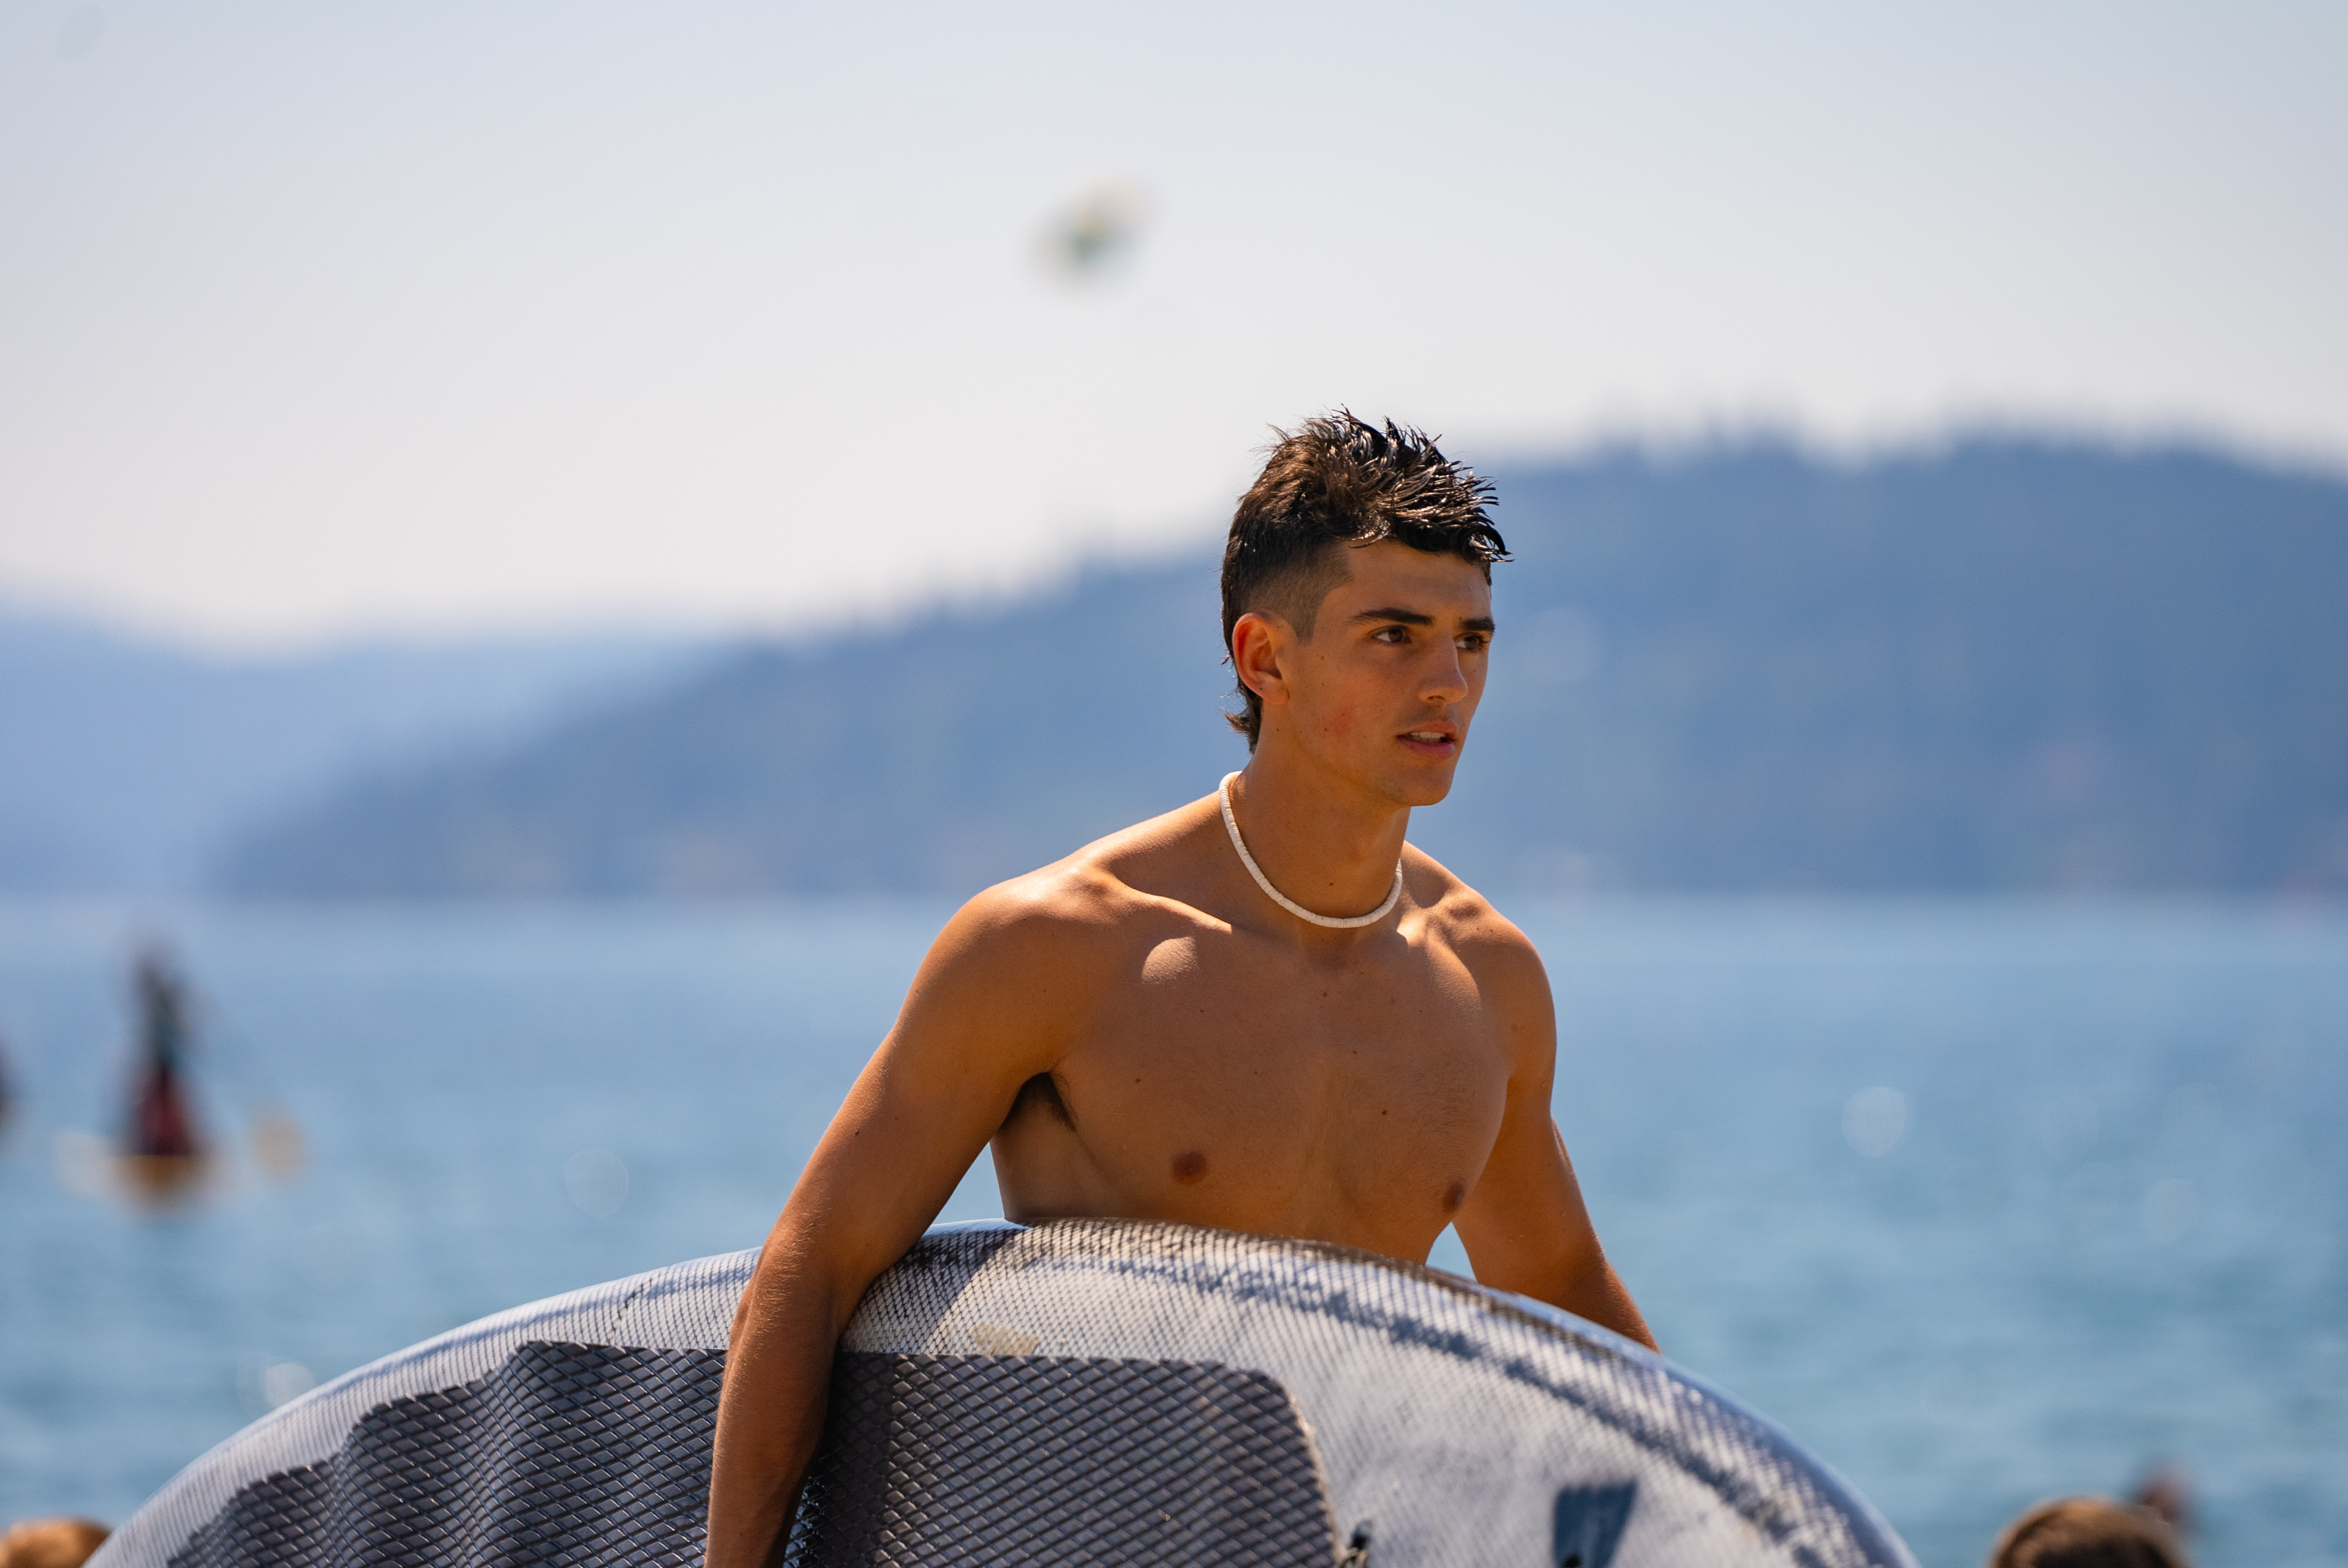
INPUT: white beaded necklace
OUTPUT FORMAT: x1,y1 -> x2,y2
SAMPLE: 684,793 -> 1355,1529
1218,772 -> 1404,930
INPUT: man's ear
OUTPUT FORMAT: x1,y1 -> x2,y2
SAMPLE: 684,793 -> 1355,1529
1230,611 -> 1294,710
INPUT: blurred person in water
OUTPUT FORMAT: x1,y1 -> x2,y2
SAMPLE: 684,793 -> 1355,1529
125,946 -> 201,1162
0,1518 -> 109,1568
115,944 -> 211,1203
1987,1497 -> 2190,1568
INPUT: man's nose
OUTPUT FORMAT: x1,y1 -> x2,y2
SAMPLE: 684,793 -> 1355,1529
1421,643 -> 1470,703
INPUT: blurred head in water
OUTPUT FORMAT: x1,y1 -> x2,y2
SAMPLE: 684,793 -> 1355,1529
1987,1498 -> 2190,1568
0,1517 -> 110,1568
1220,411 -> 1507,751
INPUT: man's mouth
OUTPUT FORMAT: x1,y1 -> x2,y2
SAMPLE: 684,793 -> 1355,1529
1400,728 -> 1458,751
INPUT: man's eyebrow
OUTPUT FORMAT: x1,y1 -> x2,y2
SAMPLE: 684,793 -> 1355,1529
1348,607 -> 1498,634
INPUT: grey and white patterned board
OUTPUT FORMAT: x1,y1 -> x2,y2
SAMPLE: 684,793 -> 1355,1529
91,1219 -> 1915,1568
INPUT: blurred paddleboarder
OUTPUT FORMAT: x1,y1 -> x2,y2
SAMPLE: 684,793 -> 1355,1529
120,945 -> 205,1196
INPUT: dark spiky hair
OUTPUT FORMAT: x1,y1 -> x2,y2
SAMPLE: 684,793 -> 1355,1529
1220,411 -> 1507,747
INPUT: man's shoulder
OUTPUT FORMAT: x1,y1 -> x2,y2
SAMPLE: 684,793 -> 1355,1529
912,860 -> 1147,1028
948,794 -> 1219,955
1402,845 -> 1546,979
1401,848 -> 1556,1064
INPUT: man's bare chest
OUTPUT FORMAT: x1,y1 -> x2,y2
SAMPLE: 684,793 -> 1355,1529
1045,926 -> 1510,1195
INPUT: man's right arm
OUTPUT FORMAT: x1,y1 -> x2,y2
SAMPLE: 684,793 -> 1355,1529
1449,914 -> 1657,1353
703,883 -> 1102,1568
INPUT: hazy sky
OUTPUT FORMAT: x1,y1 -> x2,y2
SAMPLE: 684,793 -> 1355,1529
4,1 -> 2342,646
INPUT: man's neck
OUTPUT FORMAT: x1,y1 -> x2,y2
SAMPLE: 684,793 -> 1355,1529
1225,750 -> 1412,923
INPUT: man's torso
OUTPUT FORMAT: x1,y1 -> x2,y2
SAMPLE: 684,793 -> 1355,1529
987,809 -> 1520,1266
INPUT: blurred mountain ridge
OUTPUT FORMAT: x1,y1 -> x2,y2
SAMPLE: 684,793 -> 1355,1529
208,435 -> 2348,898
0,611 -> 714,893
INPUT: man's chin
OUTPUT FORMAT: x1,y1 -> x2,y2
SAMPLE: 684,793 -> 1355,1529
1383,756 -> 1461,808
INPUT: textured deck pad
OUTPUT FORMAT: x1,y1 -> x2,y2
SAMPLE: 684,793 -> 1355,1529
169,1344 -> 722,1568
786,1354 -> 1336,1566
93,1219 -> 1916,1568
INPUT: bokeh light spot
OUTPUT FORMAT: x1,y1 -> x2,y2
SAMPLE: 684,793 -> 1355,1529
1842,1086 -> 1908,1158
564,1147 -> 630,1219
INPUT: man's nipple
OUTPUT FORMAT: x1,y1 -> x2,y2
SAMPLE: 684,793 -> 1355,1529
1441,1179 -> 1467,1214
1172,1150 -> 1208,1185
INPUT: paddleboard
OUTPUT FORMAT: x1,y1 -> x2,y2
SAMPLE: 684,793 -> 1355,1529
91,1219 -> 1914,1568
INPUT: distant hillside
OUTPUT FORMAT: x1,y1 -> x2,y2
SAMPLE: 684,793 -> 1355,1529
215,439 -> 2348,898
211,568 -> 1237,897
0,612 -> 710,891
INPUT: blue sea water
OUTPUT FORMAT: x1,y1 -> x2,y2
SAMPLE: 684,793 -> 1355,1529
0,898 -> 2341,1567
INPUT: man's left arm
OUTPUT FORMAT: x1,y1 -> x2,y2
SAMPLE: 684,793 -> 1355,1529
1450,929 -> 1657,1352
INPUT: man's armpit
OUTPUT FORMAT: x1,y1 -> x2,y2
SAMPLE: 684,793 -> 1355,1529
1003,1071 -> 1077,1132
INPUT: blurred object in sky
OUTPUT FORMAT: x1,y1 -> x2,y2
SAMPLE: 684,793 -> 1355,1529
1039,182 -> 1147,284
7,6 -> 2344,643
119,944 -> 208,1203
0,1028 -> 13,1141
0,1517 -> 110,1568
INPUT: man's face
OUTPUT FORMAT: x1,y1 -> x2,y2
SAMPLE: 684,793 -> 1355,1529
1270,539 -> 1495,806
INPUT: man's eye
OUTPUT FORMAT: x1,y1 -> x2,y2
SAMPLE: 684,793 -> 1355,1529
1458,633 -> 1490,651
1373,626 -> 1409,643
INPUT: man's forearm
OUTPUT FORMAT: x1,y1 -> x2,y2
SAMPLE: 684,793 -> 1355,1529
1557,1254 -> 1656,1353
705,1246 -> 850,1568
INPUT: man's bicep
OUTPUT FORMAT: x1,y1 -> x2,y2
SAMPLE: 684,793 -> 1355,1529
1451,935 -> 1602,1293
1453,1088 -> 1603,1293
779,1040 -> 1021,1281
774,904 -> 1080,1286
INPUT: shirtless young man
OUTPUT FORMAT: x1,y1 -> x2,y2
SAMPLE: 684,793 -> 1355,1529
704,412 -> 1652,1568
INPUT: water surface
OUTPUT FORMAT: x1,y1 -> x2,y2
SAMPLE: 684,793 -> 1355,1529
0,898 -> 2340,1566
